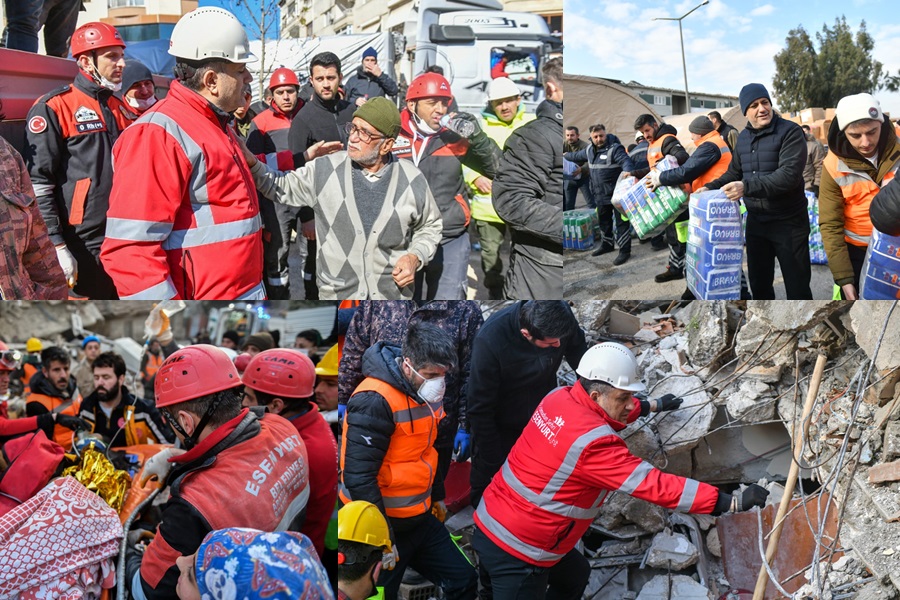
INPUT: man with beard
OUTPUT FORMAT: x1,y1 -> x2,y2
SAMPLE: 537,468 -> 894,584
25,345 -> 81,450
243,97 -> 442,299
315,344 -> 340,437
79,352 -> 172,446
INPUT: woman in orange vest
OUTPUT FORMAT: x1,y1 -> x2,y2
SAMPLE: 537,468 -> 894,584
820,93 -> 900,299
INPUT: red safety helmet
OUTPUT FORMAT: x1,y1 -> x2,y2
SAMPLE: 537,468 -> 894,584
242,348 -> 316,399
70,22 -> 125,58
269,67 -> 300,90
406,72 -> 453,102
0,341 -> 19,372
155,344 -> 241,408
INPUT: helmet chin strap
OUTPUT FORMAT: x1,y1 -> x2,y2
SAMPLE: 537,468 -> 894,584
164,393 -> 225,451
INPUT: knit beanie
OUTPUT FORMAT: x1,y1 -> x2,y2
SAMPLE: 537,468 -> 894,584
120,59 -> 154,94
739,83 -> 771,115
688,116 -> 715,136
362,46 -> 377,60
243,332 -> 274,352
353,97 -> 401,139
835,93 -> 883,130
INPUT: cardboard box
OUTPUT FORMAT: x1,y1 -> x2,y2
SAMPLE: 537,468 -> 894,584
800,107 -> 826,123
825,108 -> 836,121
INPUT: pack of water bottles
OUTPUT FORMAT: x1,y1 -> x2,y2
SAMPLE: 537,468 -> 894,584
563,210 -> 597,250
686,190 -> 744,299
806,190 -> 828,265
860,228 -> 900,299
610,157 -> 688,240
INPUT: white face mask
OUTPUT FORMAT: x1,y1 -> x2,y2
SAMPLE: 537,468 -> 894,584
295,348 -> 310,356
405,359 -> 446,405
411,110 -> 439,136
127,94 -> 157,111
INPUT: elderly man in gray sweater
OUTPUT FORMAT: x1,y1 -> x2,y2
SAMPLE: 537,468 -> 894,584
241,97 -> 442,300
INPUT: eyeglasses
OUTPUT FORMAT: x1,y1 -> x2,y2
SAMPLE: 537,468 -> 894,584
344,122 -> 384,143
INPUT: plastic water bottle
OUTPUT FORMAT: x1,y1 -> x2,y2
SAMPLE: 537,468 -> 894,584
440,114 -> 476,137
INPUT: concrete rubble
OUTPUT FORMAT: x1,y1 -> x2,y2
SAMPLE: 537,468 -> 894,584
439,301 -> 900,598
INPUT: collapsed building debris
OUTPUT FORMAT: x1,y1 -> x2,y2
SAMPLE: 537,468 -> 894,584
438,300 -> 900,599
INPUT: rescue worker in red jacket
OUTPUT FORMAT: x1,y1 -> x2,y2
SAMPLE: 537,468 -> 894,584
24,22 -> 130,299
100,7 -> 262,300
339,323 -> 478,600
241,348 -> 338,563
126,344 -> 311,600
473,342 -> 769,599
247,67 -> 304,300
392,73 -> 502,301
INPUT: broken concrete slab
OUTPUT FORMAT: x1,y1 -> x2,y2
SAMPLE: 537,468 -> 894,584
685,301 -> 731,369
647,375 -> 714,454
850,301 -> 900,372
634,328 -> 660,343
572,301 -> 614,335
884,422 -> 900,461
733,309 -> 799,373
747,300 -> 846,333
645,530 -> 699,570
609,307 -> 642,336
635,574 -> 712,600
706,528 -> 721,558
622,496 -> 668,534
583,566 -> 628,600
724,378 -> 777,423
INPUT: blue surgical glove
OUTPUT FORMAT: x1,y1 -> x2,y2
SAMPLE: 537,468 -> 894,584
338,403 -> 347,421
453,428 -> 471,462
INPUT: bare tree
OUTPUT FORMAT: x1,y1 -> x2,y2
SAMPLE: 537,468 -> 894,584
232,0 -> 284,97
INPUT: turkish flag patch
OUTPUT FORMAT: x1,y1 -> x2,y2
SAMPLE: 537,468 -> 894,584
29,115 -> 48,134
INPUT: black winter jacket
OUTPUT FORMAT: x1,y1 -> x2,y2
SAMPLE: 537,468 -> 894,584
871,177 -> 900,236
563,135 -> 633,204
634,124 -> 689,178
705,114 -> 808,221
344,67 -> 399,103
341,342 -> 447,521
630,139 -> 649,170
466,301 -> 587,503
659,138 -> 721,186
492,100 -> 564,298
288,93 -> 356,165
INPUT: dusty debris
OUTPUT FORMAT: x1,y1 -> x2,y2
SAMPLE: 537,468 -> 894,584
635,574 -> 712,599
706,529 -> 721,558
868,460 -> 900,485
645,530 -> 699,570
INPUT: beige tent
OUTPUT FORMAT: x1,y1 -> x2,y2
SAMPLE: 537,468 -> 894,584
564,74 -> 660,145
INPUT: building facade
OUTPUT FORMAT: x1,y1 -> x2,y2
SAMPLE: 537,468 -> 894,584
605,78 -> 738,118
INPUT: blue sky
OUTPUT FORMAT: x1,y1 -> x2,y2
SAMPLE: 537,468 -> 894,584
199,0 -> 280,40
564,0 -> 900,114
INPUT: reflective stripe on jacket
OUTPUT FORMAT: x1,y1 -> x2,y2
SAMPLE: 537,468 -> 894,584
823,152 -> 900,246
474,382 -> 718,567
27,392 -> 82,450
101,81 -> 264,300
339,376 -> 443,518
693,131 -> 733,190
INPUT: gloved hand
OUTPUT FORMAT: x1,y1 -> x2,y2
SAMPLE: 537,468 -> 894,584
139,447 -> 186,486
655,394 -> 684,412
737,483 -> 770,511
338,403 -> 347,421
126,527 -> 155,550
455,112 -> 483,137
453,428 -> 471,462
56,414 -> 89,431
382,546 -> 400,570
431,500 -> 447,522
645,170 -> 662,191
55,244 -> 77,288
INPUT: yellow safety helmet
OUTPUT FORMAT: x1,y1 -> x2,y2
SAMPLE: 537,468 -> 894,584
315,344 -> 339,377
26,337 -> 43,353
338,501 -> 391,551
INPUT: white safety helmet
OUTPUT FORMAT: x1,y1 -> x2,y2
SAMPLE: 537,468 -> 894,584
487,77 -> 521,101
575,342 -> 646,392
168,7 -> 257,64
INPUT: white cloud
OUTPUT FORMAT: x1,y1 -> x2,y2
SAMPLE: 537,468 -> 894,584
750,4 -> 775,17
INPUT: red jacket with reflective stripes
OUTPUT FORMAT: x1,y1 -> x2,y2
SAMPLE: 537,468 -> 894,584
100,81 -> 264,300
474,382 -> 719,567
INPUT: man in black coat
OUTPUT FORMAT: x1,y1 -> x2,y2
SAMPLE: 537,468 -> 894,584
492,57 -> 564,299
467,301 -> 587,508
871,177 -> 900,236
288,51 -> 357,300
700,83 -> 811,299
564,124 -> 634,264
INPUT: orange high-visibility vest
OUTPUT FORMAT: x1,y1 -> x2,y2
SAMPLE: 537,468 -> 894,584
143,353 -> 163,378
28,392 -> 82,450
692,132 -> 733,190
823,152 -> 900,246
339,377 -> 443,519
649,133 -> 691,194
